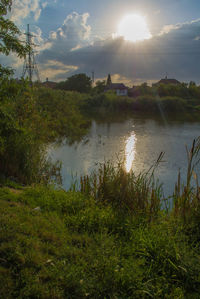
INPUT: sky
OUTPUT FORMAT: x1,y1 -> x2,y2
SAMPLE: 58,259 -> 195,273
2,0 -> 200,85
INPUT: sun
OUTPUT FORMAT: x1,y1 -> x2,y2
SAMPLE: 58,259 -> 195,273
116,14 -> 152,42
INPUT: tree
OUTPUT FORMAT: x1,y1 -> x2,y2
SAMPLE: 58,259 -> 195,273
138,82 -> 151,95
0,0 -> 28,77
56,73 -> 92,93
94,80 -> 106,93
189,81 -> 196,87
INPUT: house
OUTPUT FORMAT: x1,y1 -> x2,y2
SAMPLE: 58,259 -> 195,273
105,74 -> 128,96
42,78 -> 57,89
105,83 -> 129,96
153,76 -> 181,86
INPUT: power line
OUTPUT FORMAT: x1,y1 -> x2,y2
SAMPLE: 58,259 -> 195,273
22,24 -> 40,84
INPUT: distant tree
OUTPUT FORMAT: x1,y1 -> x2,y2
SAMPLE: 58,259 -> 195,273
56,73 -> 92,93
0,0 -> 29,77
138,82 -> 151,95
189,81 -> 196,87
188,81 -> 200,98
181,82 -> 188,88
94,80 -> 106,93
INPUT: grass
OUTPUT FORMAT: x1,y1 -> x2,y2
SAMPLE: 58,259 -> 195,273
1,139 -> 200,298
0,194 -> 199,297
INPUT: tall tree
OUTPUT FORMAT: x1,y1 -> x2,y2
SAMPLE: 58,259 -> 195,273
0,0 -> 28,76
94,80 -> 106,93
56,73 -> 92,93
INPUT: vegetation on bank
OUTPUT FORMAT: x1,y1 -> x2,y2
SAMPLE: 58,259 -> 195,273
1,140 -> 200,298
43,72 -> 200,115
84,90 -> 200,115
51,75 -> 200,116
0,78 -> 90,184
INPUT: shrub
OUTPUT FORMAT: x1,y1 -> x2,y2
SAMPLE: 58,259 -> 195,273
0,79 -> 61,184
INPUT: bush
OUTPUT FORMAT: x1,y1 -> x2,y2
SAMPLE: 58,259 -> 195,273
0,80 -> 91,184
132,95 -> 158,111
34,87 -> 90,142
0,78 -> 54,184
159,96 -> 187,113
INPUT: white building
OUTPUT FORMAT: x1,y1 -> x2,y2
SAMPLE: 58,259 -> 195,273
105,83 -> 128,96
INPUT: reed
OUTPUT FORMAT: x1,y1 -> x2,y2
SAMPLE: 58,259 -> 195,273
79,138 -> 200,225
173,137 -> 200,223
80,157 -> 164,219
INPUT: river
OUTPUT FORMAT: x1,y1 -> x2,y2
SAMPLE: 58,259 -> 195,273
49,114 -> 200,196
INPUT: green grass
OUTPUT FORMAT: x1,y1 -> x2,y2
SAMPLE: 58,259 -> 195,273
1,184 -> 200,298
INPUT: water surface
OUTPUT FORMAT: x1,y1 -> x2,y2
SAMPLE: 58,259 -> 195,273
49,115 -> 200,196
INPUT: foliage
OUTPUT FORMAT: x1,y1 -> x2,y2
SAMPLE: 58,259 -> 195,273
34,87 -> 90,142
0,0 -> 28,76
83,81 -> 200,117
80,160 -> 162,218
85,92 -> 190,116
85,91 -> 133,111
0,78 -> 62,184
93,80 -> 106,94
159,96 -> 187,113
1,175 -> 200,298
56,73 -> 92,93
0,79 -> 91,184
137,82 -> 152,95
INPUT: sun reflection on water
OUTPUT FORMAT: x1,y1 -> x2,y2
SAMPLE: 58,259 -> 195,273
125,133 -> 137,172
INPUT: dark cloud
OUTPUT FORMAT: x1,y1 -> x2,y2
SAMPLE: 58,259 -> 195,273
38,17 -> 200,83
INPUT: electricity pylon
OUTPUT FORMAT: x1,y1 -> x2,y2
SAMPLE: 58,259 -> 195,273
22,24 -> 40,84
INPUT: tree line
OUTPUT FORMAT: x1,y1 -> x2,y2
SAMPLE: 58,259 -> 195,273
45,73 -> 200,100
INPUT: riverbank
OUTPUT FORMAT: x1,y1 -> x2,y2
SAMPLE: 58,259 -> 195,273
83,92 -> 200,120
1,183 -> 200,298
1,152 -> 200,298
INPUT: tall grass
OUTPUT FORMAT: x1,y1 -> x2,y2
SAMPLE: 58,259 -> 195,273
79,138 -> 200,225
172,137 -> 200,232
80,154 -> 164,220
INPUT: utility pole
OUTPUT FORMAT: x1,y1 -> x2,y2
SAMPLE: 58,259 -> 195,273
22,24 -> 40,84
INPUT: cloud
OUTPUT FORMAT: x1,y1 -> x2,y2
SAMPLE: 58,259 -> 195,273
10,0 -> 43,24
42,1 -> 48,9
154,10 -> 161,15
159,19 -> 200,37
39,60 -> 78,81
159,24 -> 181,35
31,26 -> 52,52
108,74 -> 134,87
8,13 -> 199,84
0,52 -> 24,77
48,12 -> 91,50
37,17 -> 200,83
38,12 -> 91,80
